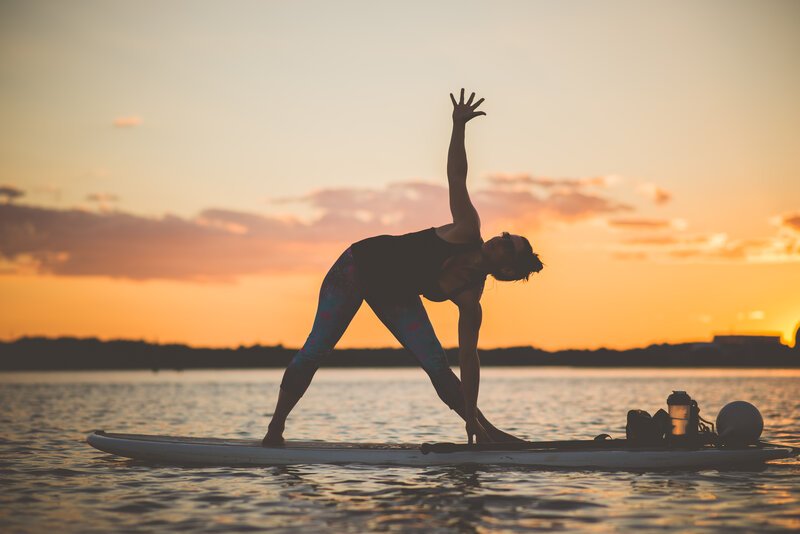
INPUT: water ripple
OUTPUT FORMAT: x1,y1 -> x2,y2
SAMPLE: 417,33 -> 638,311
0,368 -> 798,533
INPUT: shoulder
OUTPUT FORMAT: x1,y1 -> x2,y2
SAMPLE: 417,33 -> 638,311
435,223 -> 482,244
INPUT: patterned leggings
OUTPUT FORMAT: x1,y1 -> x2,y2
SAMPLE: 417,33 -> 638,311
280,247 -> 465,411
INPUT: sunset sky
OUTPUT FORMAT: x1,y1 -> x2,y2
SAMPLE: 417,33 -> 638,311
2,0 -> 799,350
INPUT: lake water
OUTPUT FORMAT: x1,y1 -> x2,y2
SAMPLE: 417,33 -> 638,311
1,367 -> 798,532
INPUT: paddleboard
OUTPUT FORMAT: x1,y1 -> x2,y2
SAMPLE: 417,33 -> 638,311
86,431 -> 797,469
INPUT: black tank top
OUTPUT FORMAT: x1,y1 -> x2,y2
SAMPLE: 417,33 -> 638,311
351,227 -> 484,302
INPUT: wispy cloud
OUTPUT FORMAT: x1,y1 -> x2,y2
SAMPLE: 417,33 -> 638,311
636,183 -> 672,205
612,211 -> 800,263
607,218 -> 674,230
478,188 -> 631,224
487,173 -> 620,191
86,193 -> 119,203
489,173 -> 672,209
778,212 -> 800,232
478,173 -> 632,227
113,116 -> 142,128
621,236 -> 681,245
85,192 -> 120,213
0,185 -> 25,203
0,203 -> 324,282
3,177 -> 792,281
0,178 -> 633,281
289,178 -> 633,231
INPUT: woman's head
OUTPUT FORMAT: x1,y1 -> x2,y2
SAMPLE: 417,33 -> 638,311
482,232 -> 543,282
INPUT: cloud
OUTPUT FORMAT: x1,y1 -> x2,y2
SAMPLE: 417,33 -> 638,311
607,218 -> 673,230
489,174 -> 672,212
86,193 -> 119,203
0,178 -> 634,281
636,183 -> 672,205
487,173 -> 619,191
294,181 -> 449,232
286,179 -> 632,233
613,217 -> 800,263
622,236 -> 680,245
478,175 -> 632,226
779,212 -> 800,232
113,116 -> 142,128
85,192 -> 120,214
3,172 -> 795,281
0,203 -> 334,282
0,185 -> 25,203
8,175 -> 786,280
473,188 -> 632,229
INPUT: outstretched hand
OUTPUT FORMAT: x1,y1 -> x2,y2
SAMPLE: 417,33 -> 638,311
450,88 -> 486,124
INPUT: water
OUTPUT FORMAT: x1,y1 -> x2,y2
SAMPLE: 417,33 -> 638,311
1,367 -> 798,532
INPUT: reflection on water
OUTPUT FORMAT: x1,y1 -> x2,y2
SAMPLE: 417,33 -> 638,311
0,368 -> 798,532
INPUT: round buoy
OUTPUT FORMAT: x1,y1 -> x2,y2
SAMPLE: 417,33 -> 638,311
716,401 -> 764,445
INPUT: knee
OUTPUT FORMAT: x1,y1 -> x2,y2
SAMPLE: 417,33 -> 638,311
418,348 -> 452,378
293,334 -> 334,367
291,347 -> 327,368
282,346 -> 329,387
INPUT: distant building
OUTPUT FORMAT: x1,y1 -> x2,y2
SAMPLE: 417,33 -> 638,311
712,334 -> 783,346
795,323 -> 800,350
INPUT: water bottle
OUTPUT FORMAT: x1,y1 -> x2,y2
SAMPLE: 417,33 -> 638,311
667,391 -> 692,442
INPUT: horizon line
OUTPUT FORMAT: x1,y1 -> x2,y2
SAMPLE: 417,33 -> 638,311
2,333 -> 795,351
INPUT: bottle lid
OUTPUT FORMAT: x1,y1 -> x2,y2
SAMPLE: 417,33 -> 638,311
667,390 -> 692,405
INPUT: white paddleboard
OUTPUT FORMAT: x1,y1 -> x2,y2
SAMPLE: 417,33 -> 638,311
86,431 -> 796,469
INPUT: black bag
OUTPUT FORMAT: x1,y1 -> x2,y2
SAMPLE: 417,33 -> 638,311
652,408 -> 671,440
626,409 -> 666,445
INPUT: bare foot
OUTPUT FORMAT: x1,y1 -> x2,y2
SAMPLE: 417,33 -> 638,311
488,427 -> 526,443
262,422 -> 285,447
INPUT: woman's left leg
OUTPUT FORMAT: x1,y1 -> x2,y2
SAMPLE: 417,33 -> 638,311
264,248 -> 364,445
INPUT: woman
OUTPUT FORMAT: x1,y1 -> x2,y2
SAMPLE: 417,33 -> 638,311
263,89 -> 543,446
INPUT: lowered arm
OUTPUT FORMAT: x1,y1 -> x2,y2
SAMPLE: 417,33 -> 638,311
452,286 -> 486,442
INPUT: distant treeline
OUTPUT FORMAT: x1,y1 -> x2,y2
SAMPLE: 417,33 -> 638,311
0,337 -> 797,371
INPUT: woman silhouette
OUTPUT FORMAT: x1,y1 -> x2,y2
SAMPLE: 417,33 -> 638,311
263,89 -> 543,446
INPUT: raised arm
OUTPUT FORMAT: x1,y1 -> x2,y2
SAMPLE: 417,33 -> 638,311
447,89 -> 485,240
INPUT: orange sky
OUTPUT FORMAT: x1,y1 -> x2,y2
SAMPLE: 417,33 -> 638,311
2,213 -> 798,349
1,1 -> 799,350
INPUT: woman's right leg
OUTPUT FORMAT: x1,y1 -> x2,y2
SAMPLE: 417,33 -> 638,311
367,295 -> 523,442
264,248 -> 363,445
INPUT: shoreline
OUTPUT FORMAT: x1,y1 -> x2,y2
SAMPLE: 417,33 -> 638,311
1,337 -> 797,371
